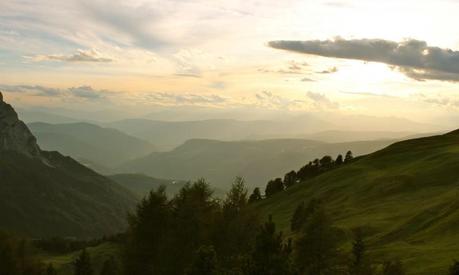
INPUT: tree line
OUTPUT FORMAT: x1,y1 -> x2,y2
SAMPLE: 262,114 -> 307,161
3,177 -> 459,274
249,151 -> 355,203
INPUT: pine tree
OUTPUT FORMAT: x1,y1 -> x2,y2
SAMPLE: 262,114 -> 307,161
284,171 -> 297,188
249,187 -> 262,203
349,228 -> 373,275
345,151 -> 354,162
450,261 -> 459,275
335,154 -> 343,165
46,264 -> 58,275
294,208 -> 341,275
74,249 -> 93,275
382,260 -> 405,275
290,199 -> 320,232
290,201 -> 305,232
187,245 -> 218,275
248,215 -> 292,275
100,257 -> 118,275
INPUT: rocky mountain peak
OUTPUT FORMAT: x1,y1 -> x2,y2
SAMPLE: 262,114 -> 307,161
0,91 -> 42,157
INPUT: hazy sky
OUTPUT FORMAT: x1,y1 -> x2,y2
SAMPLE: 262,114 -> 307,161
1,0 -> 459,125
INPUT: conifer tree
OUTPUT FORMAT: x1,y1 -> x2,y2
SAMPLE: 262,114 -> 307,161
249,187 -> 262,203
46,264 -> 58,275
248,215 -> 292,275
349,228 -> 373,275
294,208 -> 341,275
187,245 -> 218,275
100,257 -> 118,275
74,249 -> 93,275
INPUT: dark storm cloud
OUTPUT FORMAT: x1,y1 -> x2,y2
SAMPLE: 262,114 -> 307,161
269,38 -> 459,82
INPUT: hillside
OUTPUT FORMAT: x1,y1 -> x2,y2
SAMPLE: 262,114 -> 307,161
256,130 -> 459,274
28,122 -> 154,168
0,93 -> 137,238
119,138 -> 395,189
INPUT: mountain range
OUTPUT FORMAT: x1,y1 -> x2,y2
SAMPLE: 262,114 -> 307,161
28,122 -> 154,168
0,93 -> 137,238
119,138 -> 396,189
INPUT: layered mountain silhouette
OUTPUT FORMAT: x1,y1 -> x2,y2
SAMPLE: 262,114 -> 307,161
0,92 -> 137,238
119,138 -> 395,189
28,122 -> 154,169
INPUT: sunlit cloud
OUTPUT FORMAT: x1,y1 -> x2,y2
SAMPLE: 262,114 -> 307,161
269,38 -> 459,82
28,49 -> 113,63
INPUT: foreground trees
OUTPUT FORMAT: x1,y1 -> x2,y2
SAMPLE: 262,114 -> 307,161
0,231 -> 43,275
123,178 -> 260,275
294,207 -> 342,275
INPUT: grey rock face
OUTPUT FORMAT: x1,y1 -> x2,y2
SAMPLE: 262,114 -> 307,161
0,92 -> 42,157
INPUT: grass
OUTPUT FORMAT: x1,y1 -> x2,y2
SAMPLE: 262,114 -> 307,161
256,131 -> 459,274
39,242 -> 122,275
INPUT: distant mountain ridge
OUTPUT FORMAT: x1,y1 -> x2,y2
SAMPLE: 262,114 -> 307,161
0,92 -> 137,238
28,122 -> 154,168
119,138 -> 396,189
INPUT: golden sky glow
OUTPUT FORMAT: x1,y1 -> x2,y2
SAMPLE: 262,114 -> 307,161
1,0 -> 459,127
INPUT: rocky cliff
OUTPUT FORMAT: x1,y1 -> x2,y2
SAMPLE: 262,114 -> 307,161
0,92 -> 41,157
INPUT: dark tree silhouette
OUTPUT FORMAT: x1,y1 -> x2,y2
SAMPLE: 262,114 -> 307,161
100,257 -> 118,275
46,264 -> 58,275
335,154 -> 343,165
291,201 -> 306,232
284,170 -> 297,188
349,228 -> 373,275
294,208 -> 341,275
249,187 -> 262,203
265,178 -> 284,198
382,260 -> 405,275
291,199 -> 321,232
319,156 -> 334,170
0,231 -> 43,275
248,215 -> 292,275
450,261 -> 459,275
74,249 -> 93,275
187,245 -> 218,275
345,150 -> 354,162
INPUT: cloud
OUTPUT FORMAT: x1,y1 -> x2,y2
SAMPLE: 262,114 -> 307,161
79,0 -> 166,50
416,93 -> 459,108
254,90 -> 307,109
269,38 -> 459,82
259,60 -> 310,75
146,92 -> 227,106
29,49 -> 113,63
0,84 -> 108,100
318,66 -> 338,74
306,91 -> 339,108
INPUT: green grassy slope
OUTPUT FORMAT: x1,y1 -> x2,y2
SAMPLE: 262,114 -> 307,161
40,242 -> 122,275
256,130 -> 459,274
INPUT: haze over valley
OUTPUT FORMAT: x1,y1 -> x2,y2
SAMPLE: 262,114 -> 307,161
3,0 -> 459,274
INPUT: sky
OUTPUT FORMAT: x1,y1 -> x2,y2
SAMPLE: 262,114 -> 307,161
1,0 -> 459,127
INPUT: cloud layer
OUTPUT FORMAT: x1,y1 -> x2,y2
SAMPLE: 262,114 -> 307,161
30,49 -> 113,63
269,38 -> 459,81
